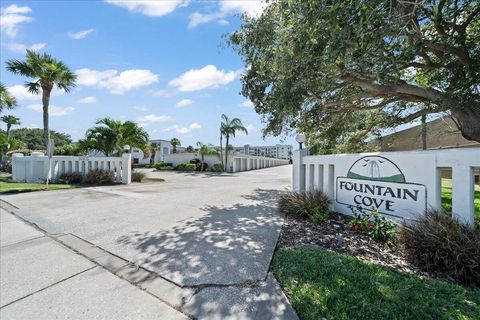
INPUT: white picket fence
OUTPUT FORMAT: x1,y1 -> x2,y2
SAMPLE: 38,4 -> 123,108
12,152 -> 132,184
293,147 -> 480,225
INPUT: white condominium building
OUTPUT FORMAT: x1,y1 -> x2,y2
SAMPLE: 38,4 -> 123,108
233,144 -> 293,159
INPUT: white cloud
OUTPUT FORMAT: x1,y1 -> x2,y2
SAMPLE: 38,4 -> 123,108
105,0 -> 189,17
76,96 -> 97,104
133,105 -> 149,111
8,85 -> 63,100
238,100 -> 254,108
150,89 -> 173,97
162,122 -> 201,134
4,42 -> 45,53
236,124 -> 256,136
175,99 -> 194,108
189,0 -> 266,28
27,104 -> 75,116
68,28 -> 94,39
136,114 -> 172,126
76,68 -> 158,94
0,4 -> 33,37
1,4 -> 31,14
169,65 -> 236,92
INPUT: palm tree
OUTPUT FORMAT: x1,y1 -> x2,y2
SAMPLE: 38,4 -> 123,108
170,138 -> 181,153
0,82 -> 17,114
149,142 -> 160,165
220,114 -> 248,171
80,118 -> 149,156
196,141 -> 220,171
6,50 -> 76,147
1,115 -> 21,139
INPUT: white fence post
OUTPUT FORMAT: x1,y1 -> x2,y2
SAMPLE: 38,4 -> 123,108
451,165 -> 474,225
122,153 -> 131,184
292,149 -> 307,191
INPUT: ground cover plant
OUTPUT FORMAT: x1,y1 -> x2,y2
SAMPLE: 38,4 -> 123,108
273,247 -> 480,320
176,163 -> 196,171
83,169 -> 115,185
278,189 -> 331,224
400,209 -> 480,286
350,206 -> 397,245
131,171 -> 145,182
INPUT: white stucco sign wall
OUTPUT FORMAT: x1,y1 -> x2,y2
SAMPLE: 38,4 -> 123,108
293,148 -> 479,225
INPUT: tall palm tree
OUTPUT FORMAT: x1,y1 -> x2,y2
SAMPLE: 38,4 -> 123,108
196,141 -> 220,171
220,114 -> 248,171
170,137 -> 181,153
1,115 -> 21,139
6,50 -> 76,147
0,82 -> 17,114
80,118 -> 149,156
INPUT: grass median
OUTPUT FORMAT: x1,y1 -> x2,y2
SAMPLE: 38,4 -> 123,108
0,176 -> 75,194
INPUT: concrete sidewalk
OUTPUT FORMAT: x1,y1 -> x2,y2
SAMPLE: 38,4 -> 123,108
0,207 -> 188,320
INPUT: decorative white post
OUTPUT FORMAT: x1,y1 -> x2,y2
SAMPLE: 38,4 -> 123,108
292,149 -> 307,191
452,165 -> 475,225
122,153 -> 132,184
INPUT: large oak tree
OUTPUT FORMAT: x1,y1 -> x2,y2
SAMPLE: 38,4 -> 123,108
230,0 -> 480,148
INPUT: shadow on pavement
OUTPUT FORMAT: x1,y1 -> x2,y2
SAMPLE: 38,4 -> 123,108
116,189 -> 284,287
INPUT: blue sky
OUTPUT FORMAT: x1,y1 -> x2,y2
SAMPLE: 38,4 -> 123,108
0,0 -> 295,147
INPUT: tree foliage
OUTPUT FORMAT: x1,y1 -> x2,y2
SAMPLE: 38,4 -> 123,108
7,128 -> 72,150
5,50 -> 76,146
220,114 -> 248,169
79,118 -> 149,156
230,0 -> 480,150
0,82 -> 17,114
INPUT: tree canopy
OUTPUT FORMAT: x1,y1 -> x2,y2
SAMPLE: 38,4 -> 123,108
5,50 -> 76,146
6,128 -> 72,150
230,0 -> 480,150
79,118 -> 149,156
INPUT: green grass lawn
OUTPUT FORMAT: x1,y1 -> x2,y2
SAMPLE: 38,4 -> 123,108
0,176 -> 75,194
273,247 -> 480,320
441,178 -> 480,225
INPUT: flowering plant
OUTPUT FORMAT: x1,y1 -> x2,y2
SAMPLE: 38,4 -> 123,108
350,206 -> 397,245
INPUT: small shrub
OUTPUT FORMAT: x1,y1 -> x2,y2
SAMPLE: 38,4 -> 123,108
158,165 -> 173,170
131,171 -> 145,182
278,190 -> 331,224
350,206 -> 397,245
57,172 -> 83,184
399,209 -> 480,286
190,158 -> 200,164
176,163 -> 196,171
153,161 -> 168,170
211,163 -> 223,172
83,169 -> 115,185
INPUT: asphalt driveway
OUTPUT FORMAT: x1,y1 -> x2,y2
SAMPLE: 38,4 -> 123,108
1,165 -> 298,319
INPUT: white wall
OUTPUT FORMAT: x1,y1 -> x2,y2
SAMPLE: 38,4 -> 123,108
12,152 -> 132,184
293,147 -> 480,225
163,153 -> 221,168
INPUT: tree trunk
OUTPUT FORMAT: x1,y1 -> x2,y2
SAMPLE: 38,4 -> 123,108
451,103 -> 480,142
41,83 -> 53,148
220,132 -> 224,170
6,124 -> 11,140
421,114 -> 427,150
225,135 -> 229,172
201,154 -> 204,172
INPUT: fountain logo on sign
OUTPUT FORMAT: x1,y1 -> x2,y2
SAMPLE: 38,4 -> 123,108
336,156 -> 427,218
